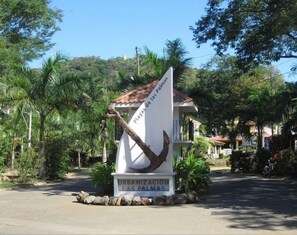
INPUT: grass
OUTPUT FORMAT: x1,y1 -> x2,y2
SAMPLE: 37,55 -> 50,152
207,157 -> 230,166
206,157 -> 231,171
210,166 -> 231,170
0,181 -> 17,189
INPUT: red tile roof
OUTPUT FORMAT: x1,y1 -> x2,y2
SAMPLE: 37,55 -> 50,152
112,80 -> 193,104
211,135 -> 243,142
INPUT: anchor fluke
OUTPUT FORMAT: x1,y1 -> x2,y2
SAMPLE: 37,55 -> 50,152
129,130 -> 169,173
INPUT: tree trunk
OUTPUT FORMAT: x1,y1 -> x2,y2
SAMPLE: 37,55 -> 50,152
257,124 -> 263,150
78,150 -> 81,169
28,109 -> 32,149
101,121 -> 107,164
38,114 -> 46,179
271,122 -> 274,152
102,141 -> 107,163
11,135 -> 15,170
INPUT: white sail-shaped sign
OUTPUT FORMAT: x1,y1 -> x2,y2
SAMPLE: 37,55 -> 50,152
113,67 -> 175,197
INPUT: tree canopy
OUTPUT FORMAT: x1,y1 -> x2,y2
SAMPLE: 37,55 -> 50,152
0,0 -> 62,74
190,0 -> 297,66
187,55 -> 286,143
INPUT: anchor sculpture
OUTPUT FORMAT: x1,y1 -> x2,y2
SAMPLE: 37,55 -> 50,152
106,106 -> 170,173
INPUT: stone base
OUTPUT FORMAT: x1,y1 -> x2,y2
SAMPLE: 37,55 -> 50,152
112,173 -> 176,197
76,190 -> 203,206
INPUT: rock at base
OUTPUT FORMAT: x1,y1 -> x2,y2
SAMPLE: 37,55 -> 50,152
132,196 -> 142,206
153,195 -> 167,205
174,193 -> 188,204
108,196 -> 118,206
93,196 -> 103,205
187,192 -> 199,203
116,195 -> 124,206
141,197 -> 152,205
83,195 -> 95,204
121,195 -> 133,206
102,196 -> 110,205
76,191 -> 90,203
76,191 -> 201,206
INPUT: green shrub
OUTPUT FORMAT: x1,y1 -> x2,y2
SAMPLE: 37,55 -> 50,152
190,136 -> 211,158
255,148 -> 271,173
230,151 -> 255,173
0,155 -> 6,173
91,163 -> 115,194
0,141 -> 9,173
17,151 -> 40,183
45,138 -> 71,180
274,149 -> 297,176
174,154 -> 211,193
253,148 -> 297,176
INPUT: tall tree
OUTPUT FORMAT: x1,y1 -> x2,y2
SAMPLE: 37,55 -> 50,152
0,0 -> 62,74
190,0 -> 297,67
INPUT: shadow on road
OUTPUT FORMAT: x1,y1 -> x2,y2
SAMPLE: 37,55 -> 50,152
10,168 -> 97,196
197,170 -> 297,231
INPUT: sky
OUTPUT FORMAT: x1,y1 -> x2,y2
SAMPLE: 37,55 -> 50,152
30,0 -> 296,82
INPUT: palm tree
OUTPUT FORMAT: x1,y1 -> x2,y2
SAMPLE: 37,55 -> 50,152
35,53 -> 82,178
142,38 -> 192,87
142,46 -> 166,78
164,38 -> 192,85
5,53 -> 82,179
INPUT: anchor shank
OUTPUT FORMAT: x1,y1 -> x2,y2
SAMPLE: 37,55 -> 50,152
107,106 -> 157,162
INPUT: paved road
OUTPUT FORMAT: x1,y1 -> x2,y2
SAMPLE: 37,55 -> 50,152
0,169 -> 297,234
200,171 -> 297,233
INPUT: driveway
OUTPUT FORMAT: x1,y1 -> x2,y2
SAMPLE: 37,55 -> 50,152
0,169 -> 297,234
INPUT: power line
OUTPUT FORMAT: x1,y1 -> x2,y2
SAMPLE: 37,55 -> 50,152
191,53 -> 214,59
218,70 -> 291,90
272,58 -> 296,67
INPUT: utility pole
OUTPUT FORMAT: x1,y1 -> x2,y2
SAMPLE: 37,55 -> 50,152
100,119 -> 107,164
135,46 -> 140,76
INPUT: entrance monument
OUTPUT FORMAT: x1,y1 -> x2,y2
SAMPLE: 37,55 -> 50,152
107,67 -> 175,197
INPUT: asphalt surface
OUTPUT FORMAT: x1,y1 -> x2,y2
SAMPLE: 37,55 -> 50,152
0,169 -> 297,234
